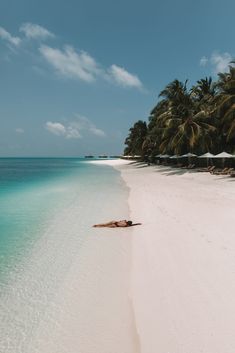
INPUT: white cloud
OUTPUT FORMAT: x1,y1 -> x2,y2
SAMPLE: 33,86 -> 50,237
39,44 -> 143,89
45,116 -> 105,139
39,45 -> 101,82
64,125 -> 81,139
1,25 -> 144,90
20,23 -> 54,40
73,115 -> 106,137
199,52 -> 233,73
108,64 -> 143,89
45,121 -> 67,136
89,126 -> 106,137
199,56 -> 208,67
0,27 -> 21,46
211,52 -> 232,73
15,128 -> 24,134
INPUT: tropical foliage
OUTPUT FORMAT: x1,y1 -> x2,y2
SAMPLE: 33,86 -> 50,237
124,120 -> 147,156
124,63 -> 235,158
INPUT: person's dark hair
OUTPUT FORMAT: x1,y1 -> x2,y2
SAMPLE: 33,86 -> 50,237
127,221 -> 132,226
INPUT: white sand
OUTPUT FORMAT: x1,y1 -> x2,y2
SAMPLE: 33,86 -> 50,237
94,159 -> 235,353
88,159 -> 131,166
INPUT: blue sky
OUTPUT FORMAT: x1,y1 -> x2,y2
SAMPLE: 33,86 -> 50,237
0,0 -> 234,156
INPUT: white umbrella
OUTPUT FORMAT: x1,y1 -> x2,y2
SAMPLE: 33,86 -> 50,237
213,152 -> 233,158
198,152 -> 215,158
181,153 -> 197,157
179,152 -> 197,166
170,155 -> 178,159
198,152 -> 215,167
213,152 -> 233,167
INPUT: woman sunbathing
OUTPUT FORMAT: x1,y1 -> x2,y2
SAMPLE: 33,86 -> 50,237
93,220 -> 141,228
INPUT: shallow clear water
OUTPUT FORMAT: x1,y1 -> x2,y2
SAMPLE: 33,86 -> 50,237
0,158 -> 133,353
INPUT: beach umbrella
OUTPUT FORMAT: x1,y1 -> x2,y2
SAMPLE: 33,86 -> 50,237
158,154 -> 170,165
213,152 -> 233,167
153,154 -> 163,165
170,155 -> 182,167
198,152 -> 215,166
179,152 -> 197,165
169,155 -> 179,164
160,154 -> 170,163
213,152 -> 233,158
181,153 -> 197,157
198,152 -> 215,158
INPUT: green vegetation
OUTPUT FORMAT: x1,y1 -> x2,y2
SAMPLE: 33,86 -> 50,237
124,63 -> 235,159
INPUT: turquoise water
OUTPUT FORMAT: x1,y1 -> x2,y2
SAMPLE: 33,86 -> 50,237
0,159 -> 68,270
0,158 -> 127,279
0,158 -> 130,352
0,158 -> 85,277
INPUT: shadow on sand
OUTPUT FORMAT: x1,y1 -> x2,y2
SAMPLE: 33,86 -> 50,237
126,161 -> 235,181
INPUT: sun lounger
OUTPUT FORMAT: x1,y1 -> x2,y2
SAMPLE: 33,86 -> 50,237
187,164 -> 195,169
223,168 -> 234,175
197,166 -> 215,172
211,167 -> 228,175
228,169 -> 235,176
208,166 -> 215,172
211,168 -> 234,175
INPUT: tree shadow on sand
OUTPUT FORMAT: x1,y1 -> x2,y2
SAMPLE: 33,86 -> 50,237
126,162 -> 235,180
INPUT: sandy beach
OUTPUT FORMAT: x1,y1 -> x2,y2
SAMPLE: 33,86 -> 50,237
92,159 -> 235,353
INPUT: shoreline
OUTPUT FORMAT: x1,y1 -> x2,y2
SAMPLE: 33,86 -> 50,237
0,160 -> 140,353
91,159 -> 235,353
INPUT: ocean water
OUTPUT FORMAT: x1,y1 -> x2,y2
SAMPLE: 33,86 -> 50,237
0,158 -> 137,353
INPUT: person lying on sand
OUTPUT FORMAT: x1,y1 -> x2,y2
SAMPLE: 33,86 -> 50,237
93,220 -> 141,228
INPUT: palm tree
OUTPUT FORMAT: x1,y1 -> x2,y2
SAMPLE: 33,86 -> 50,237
191,77 -> 216,102
143,100 -> 169,157
158,106 -> 216,155
123,67 -> 235,157
146,80 -> 190,154
214,63 -> 235,149
159,79 -> 188,102
124,120 -> 147,156
145,79 -> 217,155
190,77 -> 219,152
